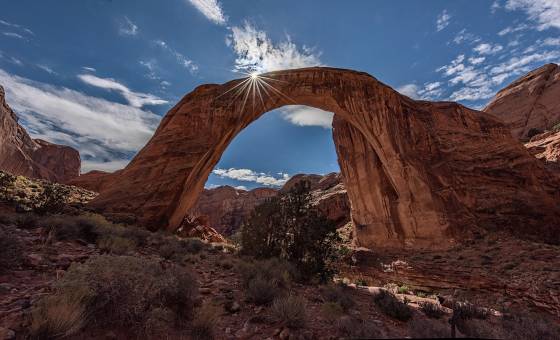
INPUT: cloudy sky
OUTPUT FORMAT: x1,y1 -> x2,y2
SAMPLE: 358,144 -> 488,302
1,0 -> 559,190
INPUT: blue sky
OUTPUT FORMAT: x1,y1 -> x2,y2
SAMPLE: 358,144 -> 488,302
0,0 -> 559,190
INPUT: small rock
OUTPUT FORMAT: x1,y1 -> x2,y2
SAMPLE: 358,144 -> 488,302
279,328 -> 291,340
225,301 -> 241,313
0,327 -> 15,340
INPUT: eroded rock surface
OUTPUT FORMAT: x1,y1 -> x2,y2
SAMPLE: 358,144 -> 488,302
189,172 -> 350,235
0,86 -> 80,182
524,130 -> 560,172
484,63 -> 560,140
88,67 -> 560,248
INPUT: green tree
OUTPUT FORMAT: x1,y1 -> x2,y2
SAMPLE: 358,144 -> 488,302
241,181 -> 341,282
34,184 -> 70,214
0,172 -> 15,200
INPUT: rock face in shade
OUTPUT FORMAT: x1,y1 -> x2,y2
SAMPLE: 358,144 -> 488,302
188,172 -> 351,236
0,86 -> 80,182
88,67 -> 560,248
66,170 -> 117,192
484,63 -> 560,140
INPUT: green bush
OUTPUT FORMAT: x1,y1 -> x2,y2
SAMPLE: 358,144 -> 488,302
373,290 -> 412,321
271,295 -> 307,329
34,184 -> 70,215
0,172 -> 15,199
240,180 -> 341,282
0,227 -> 24,273
30,255 -> 198,338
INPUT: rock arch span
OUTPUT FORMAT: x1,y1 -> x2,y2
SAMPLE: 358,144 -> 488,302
89,67 -> 560,248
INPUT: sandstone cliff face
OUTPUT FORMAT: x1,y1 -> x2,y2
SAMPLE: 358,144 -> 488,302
524,130 -> 560,172
66,170 -> 117,192
0,86 -> 80,182
89,67 -> 560,248
189,172 -> 350,235
484,63 -> 560,140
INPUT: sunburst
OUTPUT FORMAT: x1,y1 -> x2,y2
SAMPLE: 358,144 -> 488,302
215,70 -> 296,114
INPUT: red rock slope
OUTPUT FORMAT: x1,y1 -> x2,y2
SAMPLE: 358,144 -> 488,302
0,86 -> 80,182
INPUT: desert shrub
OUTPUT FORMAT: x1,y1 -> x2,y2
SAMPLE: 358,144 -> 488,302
408,318 -> 449,338
457,318 -> 502,339
502,312 -> 560,340
0,172 -> 15,199
184,237 -> 205,253
238,258 -> 293,305
34,184 -> 70,215
16,213 -> 40,229
452,301 -> 488,320
0,227 -> 24,272
159,237 -> 206,260
271,295 -> 307,329
97,235 -> 136,255
320,302 -> 344,321
419,301 -> 445,319
191,302 -> 220,340
217,258 -> 234,270
373,289 -> 412,321
336,316 -> 381,338
30,255 -> 198,338
240,181 -> 341,282
397,284 -> 410,294
320,283 -> 355,312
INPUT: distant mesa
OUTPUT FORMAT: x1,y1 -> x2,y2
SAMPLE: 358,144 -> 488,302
0,86 -> 80,182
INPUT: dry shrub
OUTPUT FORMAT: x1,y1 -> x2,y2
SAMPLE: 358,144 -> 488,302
502,312 -> 560,340
191,302 -> 221,340
30,255 -> 198,338
408,318 -> 449,338
159,237 -> 206,260
30,289 -> 87,339
419,301 -> 445,319
320,283 -> 355,312
97,235 -> 136,255
373,289 -> 412,321
271,295 -> 307,329
336,316 -> 381,338
238,258 -> 293,305
320,302 -> 344,322
0,226 -> 24,273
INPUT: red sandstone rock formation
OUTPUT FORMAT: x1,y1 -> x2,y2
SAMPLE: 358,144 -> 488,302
0,86 -> 80,182
189,172 -> 350,235
66,170 -> 116,192
484,63 -> 560,140
88,67 -> 560,248
524,130 -> 560,172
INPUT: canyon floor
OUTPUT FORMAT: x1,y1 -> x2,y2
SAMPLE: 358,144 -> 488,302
1,173 -> 559,339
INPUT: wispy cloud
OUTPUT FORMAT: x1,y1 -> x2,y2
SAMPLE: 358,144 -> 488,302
452,29 -> 481,45
397,84 -> 420,98
119,16 -> 139,36
36,64 -> 56,75
498,23 -> 529,36
2,32 -> 24,39
436,9 -> 451,31
228,22 -> 321,74
213,168 -> 290,187
0,19 -> 33,36
473,43 -> 504,55
280,106 -> 334,129
78,73 -> 168,108
186,0 -> 227,25
505,0 -> 560,30
0,68 -> 161,171
153,39 -> 198,73
82,66 -> 96,72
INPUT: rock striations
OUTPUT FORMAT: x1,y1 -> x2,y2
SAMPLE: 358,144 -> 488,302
0,86 -> 80,182
88,67 -> 560,248
484,63 -> 560,140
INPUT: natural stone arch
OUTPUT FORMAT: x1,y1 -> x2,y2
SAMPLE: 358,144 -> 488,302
89,67 -> 560,248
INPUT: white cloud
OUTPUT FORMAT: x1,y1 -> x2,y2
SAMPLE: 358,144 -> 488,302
452,29 -> 481,45
280,105 -> 334,128
436,10 -> 451,31
473,43 -> 504,55
82,159 -> 130,173
187,0 -> 227,25
82,66 -> 96,72
491,1 -> 501,14
0,19 -> 33,36
229,22 -> 321,74
436,54 -> 465,76
78,74 -> 168,108
505,0 -> 560,30
498,24 -> 529,35
119,16 -> 138,36
397,84 -> 420,98
0,68 -> 161,170
234,185 -> 248,191
213,168 -> 290,187
468,56 -> 486,65
449,85 -> 494,101
153,40 -> 198,73
37,64 -> 56,75
543,37 -> 560,46
3,32 -> 24,39
489,50 -> 560,76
